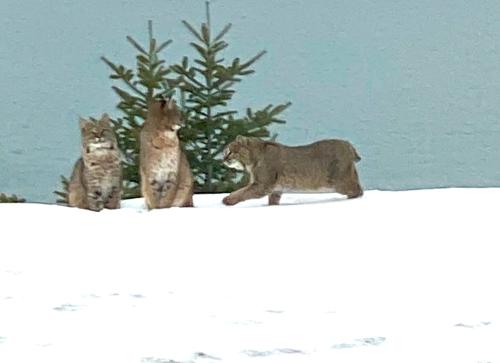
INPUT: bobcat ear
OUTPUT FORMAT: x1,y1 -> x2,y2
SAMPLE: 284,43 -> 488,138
79,117 -> 92,130
99,113 -> 112,127
167,97 -> 176,110
235,135 -> 248,145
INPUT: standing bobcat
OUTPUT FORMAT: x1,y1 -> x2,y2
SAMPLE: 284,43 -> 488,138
140,98 -> 194,209
222,136 -> 363,206
68,114 -> 122,211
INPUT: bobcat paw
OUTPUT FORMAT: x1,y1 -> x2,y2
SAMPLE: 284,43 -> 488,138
222,195 -> 238,206
89,202 -> 104,212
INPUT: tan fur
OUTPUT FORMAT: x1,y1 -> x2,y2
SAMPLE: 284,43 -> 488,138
222,136 -> 363,206
68,114 -> 122,211
140,98 -> 194,209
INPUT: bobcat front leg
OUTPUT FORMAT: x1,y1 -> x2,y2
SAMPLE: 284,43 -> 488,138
143,178 -> 165,209
172,155 -> 194,207
104,186 -> 121,209
87,187 -> 104,212
222,183 -> 271,206
156,173 -> 178,208
172,179 -> 193,207
141,169 -> 160,210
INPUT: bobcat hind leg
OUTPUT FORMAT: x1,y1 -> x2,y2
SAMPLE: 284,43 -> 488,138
268,192 -> 282,206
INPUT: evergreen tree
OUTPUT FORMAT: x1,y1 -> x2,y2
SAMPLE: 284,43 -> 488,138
54,175 -> 69,205
0,193 -> 25,203
55,2 -> 290,201
172,2 -> 291,193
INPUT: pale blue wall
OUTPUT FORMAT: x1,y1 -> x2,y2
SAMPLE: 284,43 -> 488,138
1,0 -> 500,202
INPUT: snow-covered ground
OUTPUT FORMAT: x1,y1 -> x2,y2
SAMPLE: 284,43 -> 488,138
0,188 -> 499,363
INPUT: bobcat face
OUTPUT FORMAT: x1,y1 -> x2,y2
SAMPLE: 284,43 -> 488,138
223,136 -> 253,171
148,98 -> 183,135
80,114 -> 118,154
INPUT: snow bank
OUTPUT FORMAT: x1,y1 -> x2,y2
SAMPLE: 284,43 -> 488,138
0,189 -> 499,363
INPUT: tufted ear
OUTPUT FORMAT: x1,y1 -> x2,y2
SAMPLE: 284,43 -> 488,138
79,117 -> 93,130
235,135 -> 247,144
99,113 -> 112,127
166,97 -> 176,110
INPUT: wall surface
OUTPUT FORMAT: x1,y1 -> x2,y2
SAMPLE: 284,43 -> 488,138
1,0 -> 499,202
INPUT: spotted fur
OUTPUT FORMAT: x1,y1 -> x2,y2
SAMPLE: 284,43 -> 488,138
68,114 -> 122,211
222,136 -> 363,206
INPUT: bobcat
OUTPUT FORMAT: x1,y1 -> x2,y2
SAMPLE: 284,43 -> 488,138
140,98 -> 194,209
68,114 -> 122,211
222,136 -> 363,206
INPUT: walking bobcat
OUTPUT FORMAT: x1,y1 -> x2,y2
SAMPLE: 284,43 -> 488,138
223,136 -> 363,206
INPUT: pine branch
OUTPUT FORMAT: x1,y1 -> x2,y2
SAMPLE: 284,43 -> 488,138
102,56 -> 147,97
182,20 -> 205,42
126,36 -> 148,55
0,193 -> 26,203
156,39 -> 173,53
53,174 -> 70,205
214,23 -> 232,42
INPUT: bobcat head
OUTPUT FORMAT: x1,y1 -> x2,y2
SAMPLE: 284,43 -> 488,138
147,98 -> 183,134
223,135 -> 263,171
79,114 -> 118,154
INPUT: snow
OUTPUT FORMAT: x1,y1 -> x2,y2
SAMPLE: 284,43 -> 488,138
0,188 -> 499,363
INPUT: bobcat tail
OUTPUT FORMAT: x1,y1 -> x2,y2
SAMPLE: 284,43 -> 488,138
351,144 -> 361,162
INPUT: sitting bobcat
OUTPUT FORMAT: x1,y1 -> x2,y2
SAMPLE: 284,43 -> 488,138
68,114 -> 122,211
140,98 -> 194,209
222,136 -> 363,206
